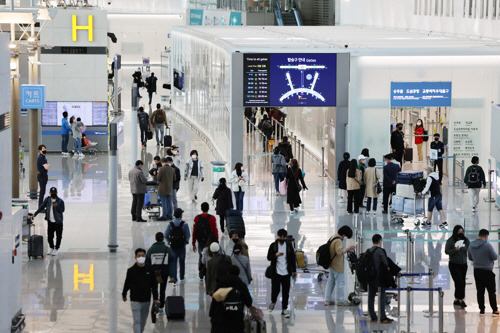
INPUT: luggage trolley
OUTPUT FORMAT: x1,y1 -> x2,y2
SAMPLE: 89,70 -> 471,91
144,181 -> 161,219
392,171 -> 426,225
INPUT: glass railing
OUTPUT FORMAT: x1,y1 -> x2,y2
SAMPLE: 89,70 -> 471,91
187,0 -> 274,12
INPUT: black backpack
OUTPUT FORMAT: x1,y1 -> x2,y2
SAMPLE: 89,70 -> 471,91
223,288 -> 243,315
195,214 -> 213,245
412,178 -> 426,193
316,236 -> 341,269
355,248 -> 380,290
423,130 -> 429,142
154,111 -> 165,124
169,221 -> 186,249
468,167 -> 480,185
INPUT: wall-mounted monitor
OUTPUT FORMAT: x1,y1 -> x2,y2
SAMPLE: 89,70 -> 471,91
173,69 -> 185,91
243,53 -> 337,107
42,101 -> 108,127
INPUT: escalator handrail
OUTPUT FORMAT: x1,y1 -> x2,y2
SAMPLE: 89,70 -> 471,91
275,0 -> 284,26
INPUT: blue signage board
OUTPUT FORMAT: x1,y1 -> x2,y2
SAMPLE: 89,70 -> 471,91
390,82 -> 452,107
189,9 -> 204,26
229,12 -> 242,26
20,85 -> 46,109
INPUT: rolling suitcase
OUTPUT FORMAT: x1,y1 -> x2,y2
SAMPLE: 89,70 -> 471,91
28,225 -> 44,259
164,128 -> 172,147
226,210 -> 246,238
404,147 -> 413,162
295,251 -> 308,269
397,171 -> 424,184
245,316 -> 267,333
165,296 -> 185,320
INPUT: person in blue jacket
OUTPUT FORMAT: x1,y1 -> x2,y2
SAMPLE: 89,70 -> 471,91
382,154 -> 401,213
61,111 -> 71,155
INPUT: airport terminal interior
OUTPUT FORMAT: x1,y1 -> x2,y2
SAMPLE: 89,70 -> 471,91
2,0 -> 500,332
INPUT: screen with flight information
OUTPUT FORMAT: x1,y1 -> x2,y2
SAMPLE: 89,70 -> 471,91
41,101 -> 108,126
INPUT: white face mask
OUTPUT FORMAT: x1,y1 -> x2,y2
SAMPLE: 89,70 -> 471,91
136,257 -> 146,264
417,122 -> 422,126
191,155 -> 197,159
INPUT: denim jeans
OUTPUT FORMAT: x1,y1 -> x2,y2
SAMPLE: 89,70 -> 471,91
74,137 -> 82,154
171,247 -> 186,282
159,195 -> 173,219
366,197 -> 378,212
368,283 -> 387,320
61,134 -> 69,153
154,124 -> 164,145
233,191 -> 245,212
324,268 -> 345,302
172,189 -> 178,210
131,301 -> 150,333
273,172 -> 286,192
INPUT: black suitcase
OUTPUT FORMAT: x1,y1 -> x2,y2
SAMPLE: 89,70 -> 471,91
226,209 -> 242,217
165,296 -> 185,320
28,224 -> 44,259
226,213 -> 246,238
164,128 -> 172,147
245,316 -> 267,333
404,147 -> 413,162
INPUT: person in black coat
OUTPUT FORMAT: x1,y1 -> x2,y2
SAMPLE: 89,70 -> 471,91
286,159 -> 307,215
337,152 -> 350,203
212,178 -> 234,233
390,123 -> 405,165
278,136 -> 294,162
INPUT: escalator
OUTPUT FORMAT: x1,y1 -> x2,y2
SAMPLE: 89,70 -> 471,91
275,0 -> 303,26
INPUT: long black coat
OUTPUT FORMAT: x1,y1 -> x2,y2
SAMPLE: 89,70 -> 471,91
286,166 -> 306,207
213,185 -> 234,216
337,160 -> 349,190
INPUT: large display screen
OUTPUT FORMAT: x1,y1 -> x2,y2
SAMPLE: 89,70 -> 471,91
42,102 -> 108,126
390,82 -> 452,107
173,69 -> 185,91
243,53 -> 337,107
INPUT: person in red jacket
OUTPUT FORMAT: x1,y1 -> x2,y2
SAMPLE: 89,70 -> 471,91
192,202 -> 219,279
414,119 -> 425,161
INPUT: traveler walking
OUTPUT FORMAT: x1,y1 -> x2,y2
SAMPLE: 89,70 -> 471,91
278,136 -> 294,162
184,150 -> 204,203
148,156 -> 162,182
166,157 -> 181,210
357,155 -> 367,208
71,117 -> 84,157
418,166 -> 448,228
244,107 -> 254,133
324,226 -> 355,306
229,232 -> 249,258
468,229 -> 499,316
254,107 -> 268,126
464,156 -> 486,213
137,107 -> 150,148
132,68 -> 143,99
337,152 -> 350,203
382,154 -> 400,214
145,72 -> 158,105
212,178 -> 234,233
286,159 -> 308,215
122,248 -> 159,333
200,234 -> 219,280
167,144 -> 184,169
150,104 -> 168,147
445,225 -> 470,309
346,159 -> 362,214
367,234 -> 394,323
33,187 -> 65,256
414,119 -> 425,161
146,232 -> 175,314
229,163 -> 248,212
430,133 -> 445,183
258,114 -> 274,152
37,144 -> 50,208
271,147 -> 287,195
231,244 -> 252,285
61,111 -> 71,155
267,229 -> 296,318
193,202 -> 219,279
206,242 -> 232,296
391,123 -> 405,165
164,208 -> 190,283
364,158 -> 381,215
157,157 -> 176,221
129,160 -> 148,222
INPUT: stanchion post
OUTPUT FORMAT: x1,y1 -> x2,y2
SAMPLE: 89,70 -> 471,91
294,135 -> 297,157
397,274 -> 401,317
429,268 -> 434,316
461,160 -> 465,193
438,288 -> 444,333
406,287 -> 411,333
297,139 -> 301,165
321,146 -> 325,177
377,287 -> 382,331
301,144 -> 305,174
406,230 -> 411,273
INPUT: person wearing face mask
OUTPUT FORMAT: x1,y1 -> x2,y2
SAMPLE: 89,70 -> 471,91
430,133 -> 445,184
129,160 -> 148,222
445,225 -> 470,309
122,248 -> 159,333
213,178 -> 234,234
390,123 -> 405,165
414,119 -> 425,161
229,163 -> 249,212
37,144 -> 50,208
167,144 -> 184,169
418,166 -> 448,229
157,157 -> 176,221
184,150 -> 204,203
33,187 -> 65,256
148,156 -> 162,182
231,243 -> 252,285
228,232 -> 249,258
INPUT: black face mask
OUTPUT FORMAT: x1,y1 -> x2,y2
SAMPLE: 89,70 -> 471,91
232,239 -> 239,244
50,193 -> 57,199
41,150 -> 46,155
278,240 -> 285,245
398,126 -> 403,131
434,138 -> 439,142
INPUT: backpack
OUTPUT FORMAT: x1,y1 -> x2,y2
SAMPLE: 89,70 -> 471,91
316,236 -> 341,269
169,221 -> 186,249
423,130 -> 429,142
223,288 -> 243,315
195,214 -> 213,245
412,178 -> 426,193
355,248 -> 380,290
468,167 -> 480,185
263,120 -> 273,131
154,111 -> 165,124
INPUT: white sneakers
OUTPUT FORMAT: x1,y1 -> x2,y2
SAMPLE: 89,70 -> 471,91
79,153 -> 85,158
52,249 -> 59,256
48,249 -> 59,256
48,248 -> 53,256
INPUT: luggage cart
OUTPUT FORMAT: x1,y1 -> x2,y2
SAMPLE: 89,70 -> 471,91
144,181 -> 161,219
410,193 -> 428,227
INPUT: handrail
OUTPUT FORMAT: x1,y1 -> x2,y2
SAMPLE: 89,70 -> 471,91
274,0 -> 284,26
292,8 -> 302,26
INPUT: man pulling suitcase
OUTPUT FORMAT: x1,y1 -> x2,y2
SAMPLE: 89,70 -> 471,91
33,187 -> 65,257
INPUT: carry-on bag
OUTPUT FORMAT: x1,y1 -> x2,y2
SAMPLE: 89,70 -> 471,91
226,212 -> 246,238
404,148 -> 413,162
244,307 -> 267,333
164,128 -> 172,147
165,296 -> 185,320
28,224 -> 44,259
295,250 -> 308,269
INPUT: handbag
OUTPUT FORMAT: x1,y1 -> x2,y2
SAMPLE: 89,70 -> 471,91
376,170 -> 382,194
265,266 -> 273,279
154,246 -> 169,284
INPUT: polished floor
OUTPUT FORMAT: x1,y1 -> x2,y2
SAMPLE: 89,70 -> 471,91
20,93 -> 500,332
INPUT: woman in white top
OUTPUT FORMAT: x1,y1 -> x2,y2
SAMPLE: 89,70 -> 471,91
254,107 -> 268,126
229,163 -> 249,212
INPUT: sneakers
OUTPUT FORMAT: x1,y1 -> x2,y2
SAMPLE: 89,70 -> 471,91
372,211 -> 377,216
158,308 -> 164,315
281,310 -> 290,318
290,211 -> 295,216
276,192 -> 280,196
382,210 -> 388,214
381,318 -> 394,324
52,249 -> 59,256
453,300 -> 461,307
194,195 -> 198,200
493,310 -> 500,317
425,221 -> 432,227
439,222 -> 448,229
472,207 -> 477,212
460,301 -> 467,308
480,309 -> 485,315
48,248 -> 54,256
337,301 -> 352,306
79,153 -> 85,158
268,303 -> 275,313
324,301 -> 335,306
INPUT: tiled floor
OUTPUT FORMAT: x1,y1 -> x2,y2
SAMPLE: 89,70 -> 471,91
19,90 -> 500,332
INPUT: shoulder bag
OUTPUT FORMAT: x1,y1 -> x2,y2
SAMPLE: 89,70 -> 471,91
376,170 -> 382,194
234,255 -> 252,283
154,246 -> 169,284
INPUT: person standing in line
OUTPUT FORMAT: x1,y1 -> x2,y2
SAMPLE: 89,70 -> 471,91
267,229 -> 296,318
145,72 -> 158,105
229,163 -> 248,212
231,243 -> 252,286
324,226 -> 355,306
286,158 -> 307,215
390,122 -> 405,165
70,117 -> 84,158
414,119 -> 425,161
278,136 -> 293,162
150,104 -> 168,147
148,156 -> 162,182
430,133 -> 445,184
382,154 -> 400,214
212,178 -> 234,234
346,159 -> 362,214
418,166 -> 448,229
122,248 -> 159,333
464,156 -> 487,213
33,187 -> 65,256
244,107 -> 254,133
192,202 -> 219,280
61,111 -> 71,156
445,225 -> 470,309
157,157 -> 176,221
164,208 -> 190,284
129,160 -> 148,222
337,152 -> 350,203
184,150 -> 204,203
357,155 -> 367,208
468,229 -> 499,316
361,148 -> 370,160
271,147 -> 287,196
137,107 -> 150,148
364,158 -> 381,215
37,144 -> 50,208
258,114 -> 274,152
166,157 -> 181,210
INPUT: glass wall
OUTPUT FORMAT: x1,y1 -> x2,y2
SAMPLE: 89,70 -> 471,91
187,0 -> 273,12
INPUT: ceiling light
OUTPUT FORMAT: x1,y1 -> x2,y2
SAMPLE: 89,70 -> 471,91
10,62 -> 17,71
28,37 -> 36,43
9,43 -> 16,49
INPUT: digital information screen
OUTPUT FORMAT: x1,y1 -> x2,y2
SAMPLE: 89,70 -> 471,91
42,102 -> 108,127
173,69 -> 185,91
244,53 -> 337,107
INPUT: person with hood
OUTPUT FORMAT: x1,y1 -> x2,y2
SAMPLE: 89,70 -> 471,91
286,158 -> 308,215
184,150 -> 204,203
212,178 -> 234,233
364,158 -> 381,215
278,136 -> 294,162
357,155 -> 367,208
167,144 -> 184,169
231,243 -> 252,285
271,147 -> 287,195
346,159 -> 362,214
414,119 -> 425,161
258,114 -> 274,152
464,156 -> 487,213
468,229 -> 499,316
445,225 -> 470,309
337,152 -> 350,203
418,166 -> 448,229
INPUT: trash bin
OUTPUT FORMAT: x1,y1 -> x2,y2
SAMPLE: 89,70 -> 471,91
211,161 -> 227,186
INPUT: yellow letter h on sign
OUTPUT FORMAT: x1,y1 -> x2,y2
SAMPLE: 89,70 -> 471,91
74,264 -> 95,291
72,14 -> 93,42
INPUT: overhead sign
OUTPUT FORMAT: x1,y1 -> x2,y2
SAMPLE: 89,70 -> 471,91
390,82 -> 452,107
20,85 -> 45,109
189,9 -> 203,26
72,14 -> 93,42
229,12 -> 242,26
188,9 -> 244,26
